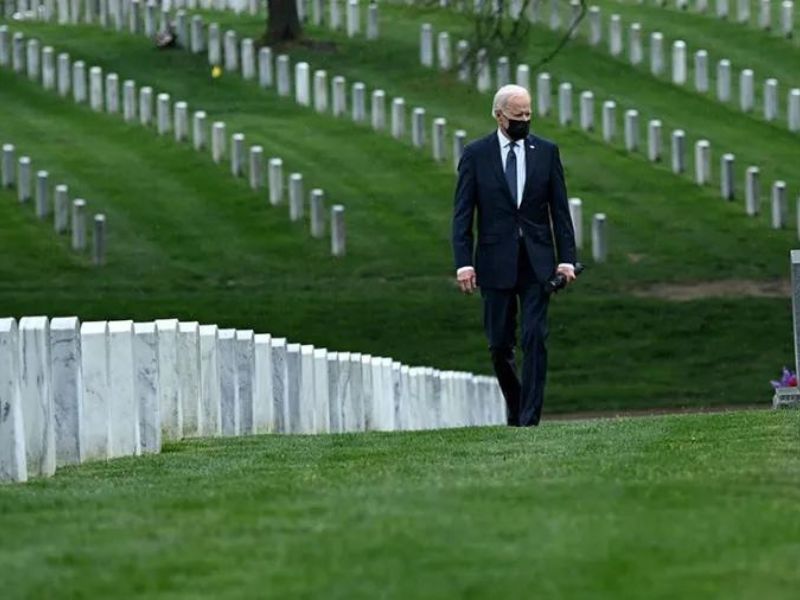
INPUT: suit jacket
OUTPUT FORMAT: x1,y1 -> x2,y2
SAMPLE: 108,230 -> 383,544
452,131 -> 577,289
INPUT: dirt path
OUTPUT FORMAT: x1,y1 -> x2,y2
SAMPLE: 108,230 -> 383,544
632,279 -> 790,301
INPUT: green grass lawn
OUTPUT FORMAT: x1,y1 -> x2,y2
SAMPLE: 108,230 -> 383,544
0,15 -> 796,411
1,410 -> 798,598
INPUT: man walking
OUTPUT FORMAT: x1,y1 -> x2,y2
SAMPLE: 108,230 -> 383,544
452,84 -> 577,427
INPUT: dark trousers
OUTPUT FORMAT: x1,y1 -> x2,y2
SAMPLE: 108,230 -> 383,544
480,240 -> 550,427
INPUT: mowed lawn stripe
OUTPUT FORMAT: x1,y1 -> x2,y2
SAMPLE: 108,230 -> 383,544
0,411 -> 797,598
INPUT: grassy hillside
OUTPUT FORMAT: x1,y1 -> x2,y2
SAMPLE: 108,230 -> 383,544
0,14 -> 795,411
1,410 -> 798,598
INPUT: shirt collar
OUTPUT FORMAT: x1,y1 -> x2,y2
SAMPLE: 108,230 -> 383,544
497,128 -> 521,150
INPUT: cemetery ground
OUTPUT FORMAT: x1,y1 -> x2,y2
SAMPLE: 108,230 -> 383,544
1,410 -> 799,598
1,14 -> 797,412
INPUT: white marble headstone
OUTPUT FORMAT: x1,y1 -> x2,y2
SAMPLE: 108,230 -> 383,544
271,337 -> 289,433
218,329 -> 239,436
50,316 -> 83,466
299,345 -> 316,433
345,352 -> 364,431
334,352 -> 354,433
155,319 -> 181,441
0,318 -> 27,483
199,324 -> 221,436
80,321 -> 110,462
19,317 -> 56,477
286,343 -> 302,434
108,320 -> 140,458
133,322 -> 161,454
236,330 -> 255,435
253,333 -> 274,434
313,348 -> 330,433
177,321 -> 202,437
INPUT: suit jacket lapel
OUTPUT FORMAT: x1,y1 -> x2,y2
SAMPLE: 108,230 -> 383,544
488,134 -> 517,210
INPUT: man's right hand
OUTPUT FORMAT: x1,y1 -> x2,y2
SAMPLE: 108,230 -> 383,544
457,267 -> 477,294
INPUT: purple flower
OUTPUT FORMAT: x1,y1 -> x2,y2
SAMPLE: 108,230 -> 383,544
770,366 -> 797,389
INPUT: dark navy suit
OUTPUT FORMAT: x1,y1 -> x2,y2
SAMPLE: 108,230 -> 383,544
452,131 -> 576,426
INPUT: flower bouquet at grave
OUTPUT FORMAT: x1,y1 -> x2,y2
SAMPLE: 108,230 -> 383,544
769,367 -> 797,389
771,367 -> 800,408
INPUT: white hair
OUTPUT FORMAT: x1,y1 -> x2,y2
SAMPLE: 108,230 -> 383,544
491,84 -> 531,117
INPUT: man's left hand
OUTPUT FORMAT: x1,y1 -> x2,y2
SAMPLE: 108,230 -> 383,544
557,264 -> 577,286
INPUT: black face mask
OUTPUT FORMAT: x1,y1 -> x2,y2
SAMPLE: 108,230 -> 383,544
504,118 -> 530,141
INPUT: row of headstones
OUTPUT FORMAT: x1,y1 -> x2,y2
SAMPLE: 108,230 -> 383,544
0,142 -> 107,263
415,4 -> 800,132
9,0 -> 381,41
420,25 -> 798,234
106,4 -> 464,171
20,0 -> 490,188
0,26 -> 349,256
420,0 -> 795,39
420,13 -> 800,132
579,6 -> 799,131
547,82 -> 795,228
646,0 -> 795,40
198,0 -> 381,37
4,0 -> 253,23
0,316 -> 506,484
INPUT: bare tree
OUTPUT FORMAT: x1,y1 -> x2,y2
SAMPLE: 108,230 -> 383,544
429,0 -> 587,72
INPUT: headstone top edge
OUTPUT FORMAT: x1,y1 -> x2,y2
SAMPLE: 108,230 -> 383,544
178,321 -> 200,332
81,321 -> 108,334
108,320 -> 134,333
133,322 -> 157,334
19,316 -> 49,329
155,318 -> 179,330
50,316 -> 80,329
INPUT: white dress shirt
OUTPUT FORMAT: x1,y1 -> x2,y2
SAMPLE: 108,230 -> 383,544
457,129 -> 575,278
498,129 -> 526,207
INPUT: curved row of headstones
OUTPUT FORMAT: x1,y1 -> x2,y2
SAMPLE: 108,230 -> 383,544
176,5 -> 611,260
404,1 -> 800,133
626,0 -> 795,41
7,3 -> 614,261
13,2 -> 533,178
143,6 -> 456,168
5,0 -> 380,39
541,2 -> 799,132
0,141 -> 107,263
420,23 -> 799,235
0,315 -> 506,484
0,25 -> 349,255
26,0 -> 458,173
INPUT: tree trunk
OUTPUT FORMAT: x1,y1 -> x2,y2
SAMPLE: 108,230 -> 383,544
267,0 -> 302,43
